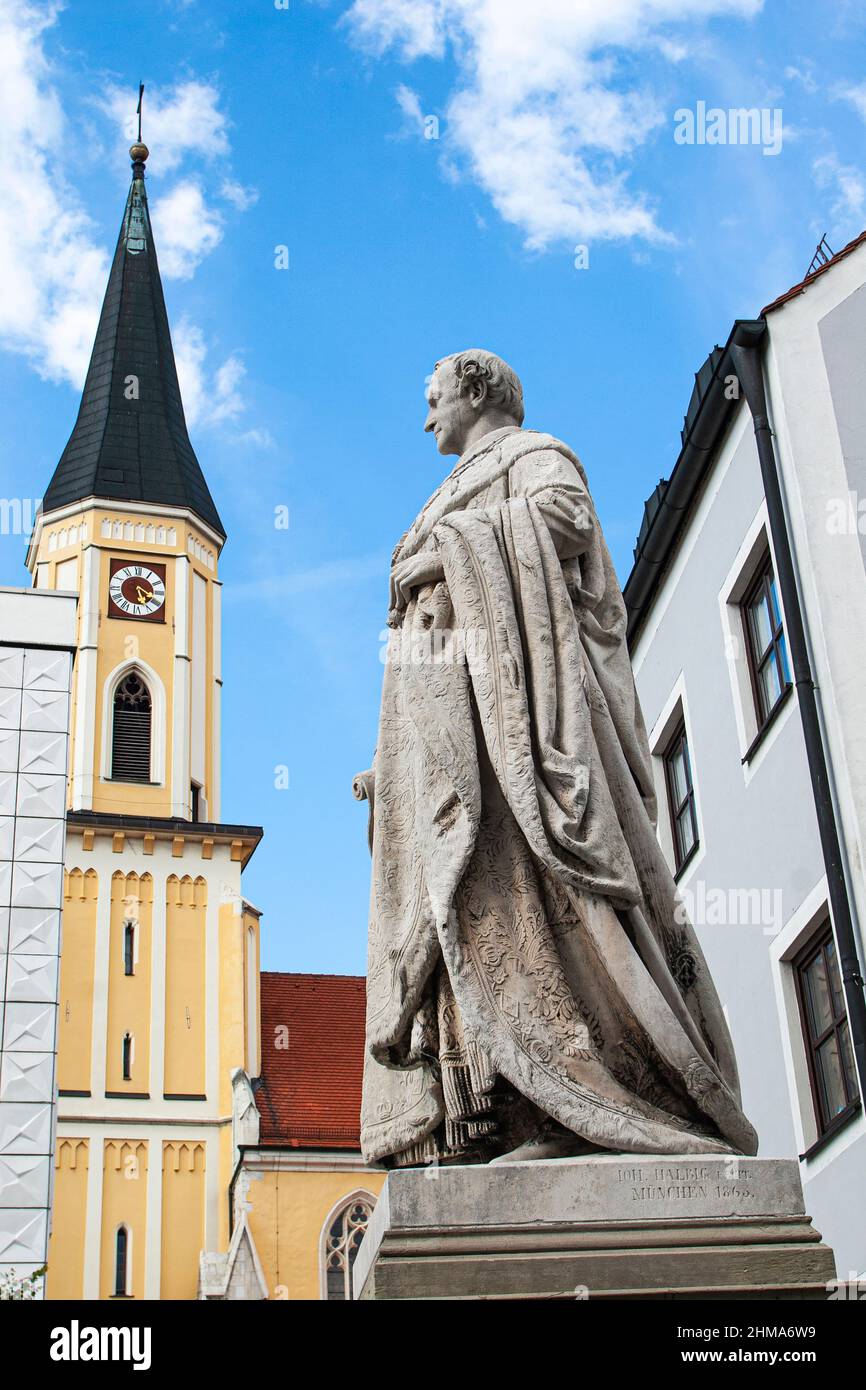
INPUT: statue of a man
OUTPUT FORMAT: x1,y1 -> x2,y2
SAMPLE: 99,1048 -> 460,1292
355,350 -> 757,1166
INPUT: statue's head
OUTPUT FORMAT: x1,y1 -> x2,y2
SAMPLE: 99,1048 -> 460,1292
425,349 -> 524,457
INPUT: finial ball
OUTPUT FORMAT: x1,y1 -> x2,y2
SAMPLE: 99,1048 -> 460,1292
129,142 -> 149,164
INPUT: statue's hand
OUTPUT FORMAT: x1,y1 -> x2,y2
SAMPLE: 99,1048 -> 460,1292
388,551 -> 445,621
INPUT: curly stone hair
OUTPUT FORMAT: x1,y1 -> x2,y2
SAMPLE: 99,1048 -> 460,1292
435,349 -> 525,426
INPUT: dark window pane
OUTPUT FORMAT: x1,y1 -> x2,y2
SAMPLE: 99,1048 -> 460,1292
670,746 -> 689,807
777,632 -> 791,685
839,1021 -> 857,1103
816,1035 -> 849,1122
749,592 -> 773,655
676,806 -> 696,862
803,953 -> 833,1040
825,939 -> 844,1020
759,654 -> 783,717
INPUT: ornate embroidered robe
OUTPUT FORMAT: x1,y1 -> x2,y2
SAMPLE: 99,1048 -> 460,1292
356,426 -> 758,1165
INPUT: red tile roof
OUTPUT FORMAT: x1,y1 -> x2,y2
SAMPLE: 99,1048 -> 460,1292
255,972 -> 366,1150
761,227 -> 866,315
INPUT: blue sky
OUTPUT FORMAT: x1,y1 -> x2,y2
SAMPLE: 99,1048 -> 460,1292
1,0 -> 865,973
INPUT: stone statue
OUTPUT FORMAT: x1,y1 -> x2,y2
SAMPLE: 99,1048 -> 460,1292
354,350 -> 757,1166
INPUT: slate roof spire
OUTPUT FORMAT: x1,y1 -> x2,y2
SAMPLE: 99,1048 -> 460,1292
42,128 -> 226,540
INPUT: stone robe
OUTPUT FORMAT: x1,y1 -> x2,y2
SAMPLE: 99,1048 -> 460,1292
355,425 -> 758,1165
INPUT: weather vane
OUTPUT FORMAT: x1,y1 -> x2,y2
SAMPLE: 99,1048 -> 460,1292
136,81 -> 145,144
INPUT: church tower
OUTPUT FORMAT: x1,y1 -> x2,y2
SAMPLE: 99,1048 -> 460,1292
31,138 -> 264,1300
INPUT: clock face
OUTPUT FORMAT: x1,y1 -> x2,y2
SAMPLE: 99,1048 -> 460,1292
108,560 -> 166,622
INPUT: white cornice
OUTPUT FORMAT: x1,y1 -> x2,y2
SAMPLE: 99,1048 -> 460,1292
239,1148 -> 379,1173
27,496 -> 226,570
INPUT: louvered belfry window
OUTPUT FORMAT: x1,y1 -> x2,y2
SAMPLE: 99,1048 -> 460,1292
112,672 -> 152,782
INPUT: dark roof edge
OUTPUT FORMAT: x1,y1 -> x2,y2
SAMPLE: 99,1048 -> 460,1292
623,318 -> 766,649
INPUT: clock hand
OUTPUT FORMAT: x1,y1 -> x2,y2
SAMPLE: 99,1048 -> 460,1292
135,585 -> 154,604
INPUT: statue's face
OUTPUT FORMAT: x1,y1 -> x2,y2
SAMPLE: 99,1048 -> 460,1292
424,362 -> 469,457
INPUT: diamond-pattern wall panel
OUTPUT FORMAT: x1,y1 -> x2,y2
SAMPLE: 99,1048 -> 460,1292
0,1207 -> 48,1263
16,773 -> 65,820
21,690 -> 69,735
0,1102 -> 52,1155
6,955 -> 58,1005
9,909 -> 59,955
0,629 -> 71,1297
0,690 -> 22,732
11,862 -> 63,910
0,1154 -> 50,1208
0,775 -> 16,817
0,1051 -> 54,1105
22,651 -> 70,693
18,732 -> 67,778
0,651 -> 24,691
0,818 -> 13,861
14,818 -> 64,864
0,732 -> 21,775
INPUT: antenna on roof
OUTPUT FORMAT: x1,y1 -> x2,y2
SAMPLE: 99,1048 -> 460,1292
805,234 -> 834,278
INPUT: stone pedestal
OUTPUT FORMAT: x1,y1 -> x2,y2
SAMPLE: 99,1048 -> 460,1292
353,1154 -> 836,1300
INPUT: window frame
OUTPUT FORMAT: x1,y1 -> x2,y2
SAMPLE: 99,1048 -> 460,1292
663,719 -> 699,876
740,553 -> 791,735
793,919 -> 859,1141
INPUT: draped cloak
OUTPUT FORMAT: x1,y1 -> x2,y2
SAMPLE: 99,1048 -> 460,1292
355,425 -> 758,1165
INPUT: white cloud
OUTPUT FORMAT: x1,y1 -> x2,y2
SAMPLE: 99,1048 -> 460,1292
174,318 -> 247,429
0,0 -> 259,442
220,178 -> 259,210
812,152 -> 865,241
835,80 -> 866,123
345,0 -> 763,248
395,83 -> 425,133
154,181 -> 224,279
0,1 -> 110,386
99,79 -> 230,174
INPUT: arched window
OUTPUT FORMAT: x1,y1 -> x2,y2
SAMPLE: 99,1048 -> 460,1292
114,1226 -> 129,1296
323,1196 -> 373,1300
112,672 -> 152,782
122,1032 -> 133,1081
123,921 -> 135,976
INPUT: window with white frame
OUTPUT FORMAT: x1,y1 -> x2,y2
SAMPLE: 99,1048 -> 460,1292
111,671 -> 152,782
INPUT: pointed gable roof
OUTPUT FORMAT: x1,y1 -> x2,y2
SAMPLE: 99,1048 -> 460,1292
42,143 -> 225,539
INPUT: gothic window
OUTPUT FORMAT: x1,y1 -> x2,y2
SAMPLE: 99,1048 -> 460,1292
323,1197 -> 373,1300
122,1032 -> 133,1081
123,921 -> 135,976
114,1226 -> 129,1297
111,671 -> 152,782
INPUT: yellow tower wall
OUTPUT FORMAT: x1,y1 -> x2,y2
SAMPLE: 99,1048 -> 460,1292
105,871 -> 153,1094
47,1139 -> 90,1300
164,874 -> 208,1097
100,1140 -> 149,1299
160,1141 -> 206,1300
57,869 -> 98,1093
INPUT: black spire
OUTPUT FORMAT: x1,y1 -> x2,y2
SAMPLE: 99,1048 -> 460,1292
42,133 -> 225,539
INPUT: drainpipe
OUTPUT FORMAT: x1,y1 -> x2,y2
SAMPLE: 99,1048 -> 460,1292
731,329 -> 866,1105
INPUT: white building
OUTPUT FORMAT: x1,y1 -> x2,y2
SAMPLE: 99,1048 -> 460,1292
0,587 -> 77,1296
625,231 -> 866,1283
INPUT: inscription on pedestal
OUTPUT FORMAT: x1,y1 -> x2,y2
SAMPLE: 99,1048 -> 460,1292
616,1162 -> 753,1205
